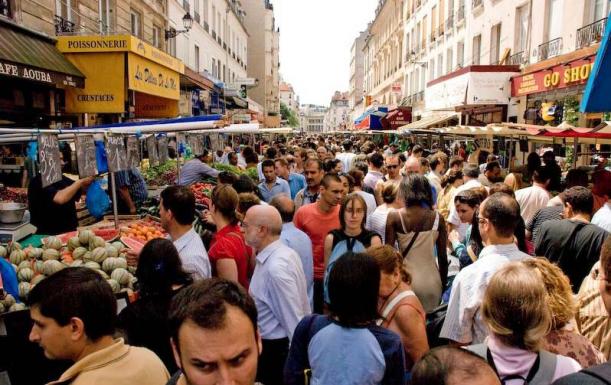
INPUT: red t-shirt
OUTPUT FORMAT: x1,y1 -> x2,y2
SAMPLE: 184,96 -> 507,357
293,202 -> 340,280
208,223 -> 252,289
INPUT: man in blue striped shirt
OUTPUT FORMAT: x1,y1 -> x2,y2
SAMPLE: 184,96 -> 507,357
258,160 -> 290,203
115,168 -> 148,214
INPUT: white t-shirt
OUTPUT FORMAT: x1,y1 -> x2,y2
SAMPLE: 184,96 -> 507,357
592,202 -> 611,232
336,152 -> 356,173
515,185 -> 551,225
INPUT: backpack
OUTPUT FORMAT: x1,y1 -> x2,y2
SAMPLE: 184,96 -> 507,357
466,343 -> 557,385
323,234 -> 367,305
581,364 -> 611,385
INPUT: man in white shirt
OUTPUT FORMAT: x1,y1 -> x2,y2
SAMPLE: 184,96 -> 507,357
335,140 -> 357,173
441,193 -> 531,344
159,186 -> 211,280
592,199 -> 611,232
243,204 -> 310,385
447,164 -> 483,240
515,166 -> 552,225
426,152 -> 447,194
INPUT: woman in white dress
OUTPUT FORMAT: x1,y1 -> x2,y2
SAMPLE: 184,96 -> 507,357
366,180 -> 403,244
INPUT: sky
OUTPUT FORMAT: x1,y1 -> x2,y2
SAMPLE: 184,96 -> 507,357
273,0 -> 378,107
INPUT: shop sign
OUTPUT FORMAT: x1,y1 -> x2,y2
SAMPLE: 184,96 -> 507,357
65,52 -> 125,113
511,57 -> 595,97
134,92 -> 179,118
0,59 -> 84,88
57,35 -> 184,74
128,54 -> 180,100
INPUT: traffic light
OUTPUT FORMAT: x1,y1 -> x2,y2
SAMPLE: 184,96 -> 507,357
240,85 -> 247,98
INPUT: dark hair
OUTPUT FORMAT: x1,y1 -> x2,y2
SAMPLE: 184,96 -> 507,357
564,169 -> 588,189
218,171 -> 238,185
463,164 -> 480,179
328,253 -> 380,327
449,156 -> 464,169
369,152 -> 384,168
321,173 -> 342,188
265,146 -> 277,160
342,141 -> 353,151
161,186 -> 195,225
137,238 -> 192,297
533,166 -> 551,184
411,346 -> 496,385
527,152 -> 542,175
400,174 -> 433,208
197,149 -> 210,159
304,158 -> 323,171
323,158 -> 341,173
212,184 -> 240,224
339,193 -> 367,231
398,153 -> 407,163
348,169 -> 364,187
454,189 -> 486,208
485,161 -> 501,172
419,157 -> 430,168
227,152 -> 238,162
481,193 -> 521,238
564,186 -> 593,215
27,267 -> 116,341
489,182 -> 515,198
169,278 -> 258,349
233,174 -> 258,194
430,153 -> 447,171
441,169 -> 463,190
238,192 -> 261,214
242,146 -> 259,164
412,144 -> 423,155
353,161 -> 368,175
261,159 -> 275,170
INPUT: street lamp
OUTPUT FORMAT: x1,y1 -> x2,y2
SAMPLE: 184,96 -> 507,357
165,12 -> 193,40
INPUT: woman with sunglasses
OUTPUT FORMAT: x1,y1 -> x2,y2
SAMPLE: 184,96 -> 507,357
369,245 -> 429,377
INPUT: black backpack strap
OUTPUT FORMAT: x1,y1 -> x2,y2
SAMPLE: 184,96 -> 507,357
401,231 -> 420,260
582,364 -> 611,385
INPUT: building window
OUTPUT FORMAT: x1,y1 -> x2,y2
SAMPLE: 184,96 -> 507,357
429,58 -> 435,80
457,41 -> 464,68
212,58 -> 217,77
56,0 -> 72,21
446,48 -> 453,73
437,53 -> 443,76
130,9 -> 142,38
0,0 -> 12,18
98,0 -> 111,33
152,25 -> 161,48
193,0 -> 200,23
168,30 -> 176,56
547,0 -> 562,41
592,0 -> 611,21
490,23 -> 501,64
194,45 -> 200,71
203,0 -> 208,22
473,34 -> 481,65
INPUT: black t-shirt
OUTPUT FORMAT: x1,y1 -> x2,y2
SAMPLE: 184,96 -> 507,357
27,175 -> 80,235
535,219 -> 608,291
544,162 -> 562,192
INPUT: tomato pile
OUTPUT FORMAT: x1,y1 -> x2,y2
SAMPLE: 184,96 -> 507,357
190,182 -> 214,208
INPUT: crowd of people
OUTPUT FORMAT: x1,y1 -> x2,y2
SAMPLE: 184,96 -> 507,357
25,135 -> 611,385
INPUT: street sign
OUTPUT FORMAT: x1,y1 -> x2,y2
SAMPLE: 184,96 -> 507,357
235,77 -> 256,86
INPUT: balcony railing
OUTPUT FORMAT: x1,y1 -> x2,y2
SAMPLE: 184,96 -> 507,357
537,37 -> 562,61
576,18 -> 607,49
508,51 -> 529,66
446,14 -> 454,31
472,0 -> 483,9
54,15 -> 75,35
457,1 -> 465,22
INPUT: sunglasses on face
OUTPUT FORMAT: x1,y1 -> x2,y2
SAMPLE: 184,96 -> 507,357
386,164 -> 399,169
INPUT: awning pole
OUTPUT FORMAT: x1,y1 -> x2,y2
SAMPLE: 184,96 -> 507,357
110,171 -> 119,230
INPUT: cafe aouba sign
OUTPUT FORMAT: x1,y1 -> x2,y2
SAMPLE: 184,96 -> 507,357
57,35 -> 185,115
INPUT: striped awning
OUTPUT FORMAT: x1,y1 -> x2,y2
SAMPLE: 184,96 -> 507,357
0,21 -> 84,87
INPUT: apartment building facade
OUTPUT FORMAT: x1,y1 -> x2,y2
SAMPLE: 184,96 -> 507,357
280,81 -> 299,115
242,0 -> 280,127
301,104 -> 327,133
324,91 -> 350,132
363,0 -> 405,109
349,29 -> 368,126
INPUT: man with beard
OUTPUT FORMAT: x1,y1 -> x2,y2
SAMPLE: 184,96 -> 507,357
167,278 -> 262,385
294,158 -> 324,210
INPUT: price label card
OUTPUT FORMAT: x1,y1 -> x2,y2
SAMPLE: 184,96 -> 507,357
38,134 -> 62,188
188,134 -> 202,156
105,135 -> 128,172
158,136 -> 169,164
75,135 -> 98,177
146,135 -> 159,166
126,136 -> 140,169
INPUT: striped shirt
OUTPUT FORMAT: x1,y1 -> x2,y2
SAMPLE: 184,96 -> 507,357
177,158 -> 219,186
115,169 -> 148,205
526,205 -> 563,245
172,228 -> 211,281
440,243 -> 531,344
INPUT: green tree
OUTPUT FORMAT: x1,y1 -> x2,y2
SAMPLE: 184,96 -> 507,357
280,102 -> 299,128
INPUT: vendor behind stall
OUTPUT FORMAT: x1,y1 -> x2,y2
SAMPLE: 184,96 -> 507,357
28,171 -> 94,235
177,149 -> 219,186
114,168 -> 148,215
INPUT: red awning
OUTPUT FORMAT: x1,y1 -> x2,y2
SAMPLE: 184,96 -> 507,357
524,123 -> 611,139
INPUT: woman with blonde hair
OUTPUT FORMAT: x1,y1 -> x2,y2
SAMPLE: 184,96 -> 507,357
467,262 -> 581,384
368,245 -> 429,375
366,180 -> 402,244
522,258 -> 605,368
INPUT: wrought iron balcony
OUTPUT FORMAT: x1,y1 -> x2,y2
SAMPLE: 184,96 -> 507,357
54,15 -> 75,35
576,18 -> 607,49
537,37 -> 562,61
0,0 -> 11,17
508,51 -> 528,66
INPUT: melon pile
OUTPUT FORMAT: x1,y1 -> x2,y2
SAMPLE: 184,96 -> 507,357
0,229 -> 137,314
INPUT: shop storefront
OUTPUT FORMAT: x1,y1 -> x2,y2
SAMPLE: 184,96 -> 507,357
511,49 -> 600,127
0,20 -> 85,128
56,35 -> 184,124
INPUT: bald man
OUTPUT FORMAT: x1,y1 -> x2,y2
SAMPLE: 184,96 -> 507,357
403,156 -> 421,175
270,195 -> 314,306
243,205 -> 310,385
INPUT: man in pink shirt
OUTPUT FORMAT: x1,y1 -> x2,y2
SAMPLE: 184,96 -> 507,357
293,174 -> 343,313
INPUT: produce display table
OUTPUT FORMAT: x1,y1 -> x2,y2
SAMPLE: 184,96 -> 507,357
19,234 -> 45,248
